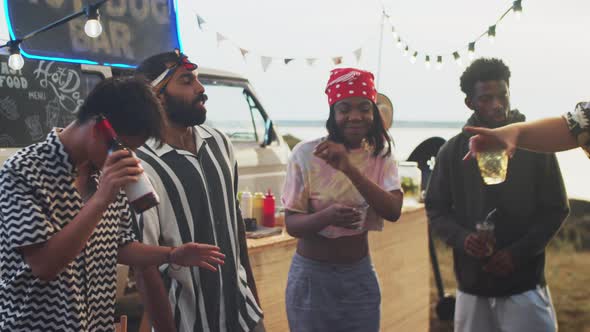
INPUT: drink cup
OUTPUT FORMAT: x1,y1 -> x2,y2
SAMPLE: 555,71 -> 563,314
476,149 -> 509,185
351,203 -> 369,231
475,221 -> 495,256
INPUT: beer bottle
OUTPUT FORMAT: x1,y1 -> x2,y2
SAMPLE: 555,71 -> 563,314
95,115 -> 160,213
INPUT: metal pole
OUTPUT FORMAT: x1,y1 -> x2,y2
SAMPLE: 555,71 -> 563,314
375,9 -> 385,90
1,0 -> 109,49
429,226 -> 446,300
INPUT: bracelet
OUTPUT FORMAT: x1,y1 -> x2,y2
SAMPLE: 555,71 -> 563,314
167,246 -> 182,271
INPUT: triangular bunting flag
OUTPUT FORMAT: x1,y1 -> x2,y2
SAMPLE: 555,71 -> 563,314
240,48 -> 249,57
306,58 -> 317,67
353,48 -> 362,63
332,56 -> 343,65
196,15 -> 206,30
284,58 -> 294,65
216,33 -> 227,47
261,56 -> 272,72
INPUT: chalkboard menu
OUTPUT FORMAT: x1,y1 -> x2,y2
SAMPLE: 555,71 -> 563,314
0,55 -> 101,147
5,0 -> 180,66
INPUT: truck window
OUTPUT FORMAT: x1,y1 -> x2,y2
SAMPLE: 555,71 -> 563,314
204,84 -> 266,144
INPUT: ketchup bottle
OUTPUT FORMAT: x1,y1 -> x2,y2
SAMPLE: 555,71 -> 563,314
263,189 -> 275,227
95,115 -> 160,213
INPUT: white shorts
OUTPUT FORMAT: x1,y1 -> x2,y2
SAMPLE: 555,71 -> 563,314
454,286 -> 557,332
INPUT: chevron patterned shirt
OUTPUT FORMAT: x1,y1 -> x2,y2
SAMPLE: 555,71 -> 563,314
136,125 -> 262,332
0,130 -> 135,331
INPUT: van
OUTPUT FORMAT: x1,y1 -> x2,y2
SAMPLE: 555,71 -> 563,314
0,60 -> 291,199
198,68 -> 291,197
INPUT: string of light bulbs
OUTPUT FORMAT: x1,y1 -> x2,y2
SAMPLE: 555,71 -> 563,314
385,0 -> 523,70
0,0 -> 108,71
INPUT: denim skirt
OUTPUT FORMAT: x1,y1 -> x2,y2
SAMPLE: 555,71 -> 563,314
285,253 -> 381,332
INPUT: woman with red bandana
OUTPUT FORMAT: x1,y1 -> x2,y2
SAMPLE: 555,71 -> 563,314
281,68 -> 404,331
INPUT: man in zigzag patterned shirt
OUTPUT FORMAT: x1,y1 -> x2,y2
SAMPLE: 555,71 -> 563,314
0,77 -> 225,331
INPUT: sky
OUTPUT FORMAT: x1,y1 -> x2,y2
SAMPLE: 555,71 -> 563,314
176,0 -> 590,122
1,0 -> 588,122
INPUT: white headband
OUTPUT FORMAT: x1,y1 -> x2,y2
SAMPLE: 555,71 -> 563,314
150,67 -> 173,87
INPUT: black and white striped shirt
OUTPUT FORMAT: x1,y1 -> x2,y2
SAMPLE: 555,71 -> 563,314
0,130 -> 135,331
136,125 -> 262,332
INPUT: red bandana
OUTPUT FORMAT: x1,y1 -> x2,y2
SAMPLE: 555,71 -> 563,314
325,68 -> 377,107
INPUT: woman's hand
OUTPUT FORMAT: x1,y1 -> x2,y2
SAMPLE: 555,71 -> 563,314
463,125 -> 519,160
313,140 -> 353,173
321,203 -> 362,229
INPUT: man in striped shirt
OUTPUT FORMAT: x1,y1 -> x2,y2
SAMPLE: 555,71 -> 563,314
133,50 -> 263,332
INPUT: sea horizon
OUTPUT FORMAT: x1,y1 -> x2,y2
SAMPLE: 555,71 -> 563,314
275,119 -> 464,129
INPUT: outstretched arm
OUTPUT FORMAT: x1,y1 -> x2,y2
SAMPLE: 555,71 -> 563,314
118,241 -> 225,269
465,117 -> 576,158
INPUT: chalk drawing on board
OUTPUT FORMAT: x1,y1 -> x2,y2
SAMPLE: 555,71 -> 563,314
0,134 -> 16,146
33,61 -> 84,114
24,115 -> 44,141
0,96 -> 19,120
45,97 -> 61,129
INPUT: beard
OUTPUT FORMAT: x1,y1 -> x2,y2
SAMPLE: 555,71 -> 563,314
164,92 -> 208,127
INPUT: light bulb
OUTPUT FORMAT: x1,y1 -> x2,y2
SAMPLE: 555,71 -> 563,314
468,42 -> 476,60
85,19 -> 103,38
436,56 -> 443,70
391,27 -> 398,40
513,0 -> 523,20
453,52 -> 462,66
488,26 -> 496,44
396,38 -> 403,49
410,51 -> 418,64
403,46 -> 409,57
8,52 -> 24,70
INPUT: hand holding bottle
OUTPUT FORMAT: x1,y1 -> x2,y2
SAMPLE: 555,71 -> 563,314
95,150 -> 143,207
95,115 -> 160,213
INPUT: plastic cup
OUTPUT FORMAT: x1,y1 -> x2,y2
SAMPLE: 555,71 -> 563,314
351,203 -> 369,230
476,149 -> 508,185
475,221 -> 495,256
